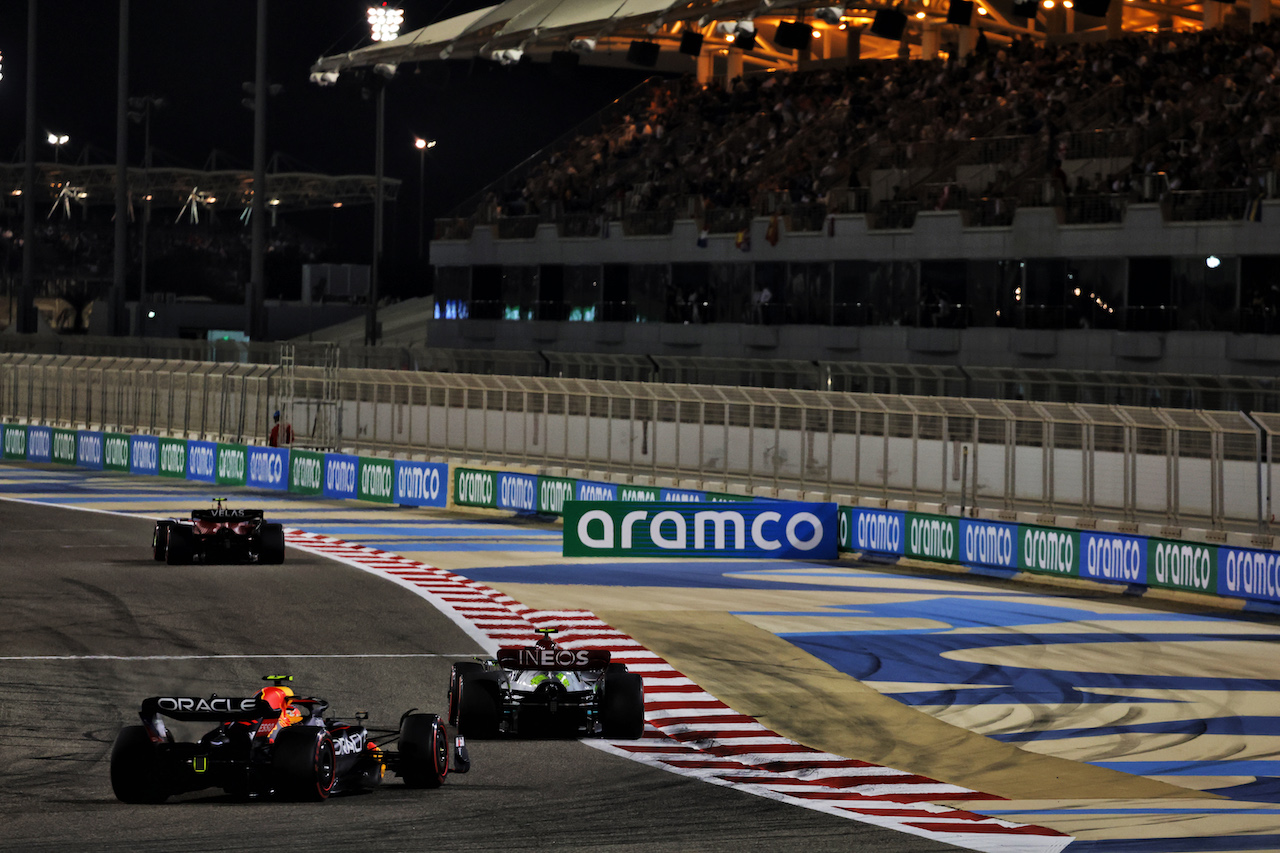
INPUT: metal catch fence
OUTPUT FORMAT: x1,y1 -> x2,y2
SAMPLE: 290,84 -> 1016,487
2,353 -> 1275,533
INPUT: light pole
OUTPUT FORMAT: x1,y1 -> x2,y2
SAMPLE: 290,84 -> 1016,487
46,132 -> 68,163
128,95 -> 164,337
365,4 -> 403,346
414,136 -> 436,260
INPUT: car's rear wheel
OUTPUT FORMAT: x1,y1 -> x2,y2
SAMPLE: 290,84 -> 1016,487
152,521 -> 173,562
397,713 -> 449,788
447,662 -> 485,726
259,523 -> 286,565
110,726 -> 170,803
601,671 -> 645,739
455,673 -> 501,738
165,526 -> 195,565
271,727 -> 336,801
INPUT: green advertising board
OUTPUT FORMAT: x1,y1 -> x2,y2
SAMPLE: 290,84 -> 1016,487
289,449 -> 324,495
619,485 -> 661,502
216,443 -> 248,486
1018,524 -> 1079,577
707,492 -> 745,503
103,432 -> 131,472
538,476 -> 576,514
454,468 -> 497,508
1147,538 -> 1216,595
905,512 -> 960,563
157,437 -> 187,478
358,457 -> 395,504
2,424 -> 25,460
52,428 -> 77,465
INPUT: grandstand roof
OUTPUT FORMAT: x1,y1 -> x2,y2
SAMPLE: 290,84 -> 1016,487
310,0 -> 1252,75
0,164 -> 400,215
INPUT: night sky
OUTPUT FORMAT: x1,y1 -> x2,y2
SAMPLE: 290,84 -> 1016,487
1,2 -> 652,281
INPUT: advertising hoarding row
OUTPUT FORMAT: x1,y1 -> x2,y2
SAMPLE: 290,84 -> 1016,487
0,424 -> 447,508
2,429 -> 1276,608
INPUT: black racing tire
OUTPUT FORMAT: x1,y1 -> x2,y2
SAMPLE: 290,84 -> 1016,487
601,671 -> 645,739
447,662 -> 485,726
259,523 -> 286,565
152,521 -> 173,562
606,662 -> 628,676
165,525 -> 195,566
397,713 -> 449,789
110,726 -> 170,804
455,673 -> 501,739
271,727 -> 336,801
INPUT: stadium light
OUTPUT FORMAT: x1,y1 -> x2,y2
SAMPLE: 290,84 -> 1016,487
46,132 -> 69,163
368,4 -> 405,42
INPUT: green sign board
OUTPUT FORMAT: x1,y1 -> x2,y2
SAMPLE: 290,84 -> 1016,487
538,476 -> 576,514
289,449 -> 324,495
619,485 -> 661,502
2,424 -> 25,460
52,428 -> 78,465
454,468 -> 497,508
1147,538 -> 1216,595
158,438 -> 187,478
1018,524 -> 1079,577
216,443 -> 248,486
358,457 -> 395,504
905,512 -> 960,563
103,432 -> 131,472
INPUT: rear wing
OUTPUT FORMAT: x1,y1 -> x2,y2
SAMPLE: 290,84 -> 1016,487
497,647 -> 611,671
141,696 -> 274,722
191,509 -> 265,521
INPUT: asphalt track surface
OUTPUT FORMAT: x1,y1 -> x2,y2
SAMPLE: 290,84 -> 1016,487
4,464 -> 1280,851
0,496 -> 952,853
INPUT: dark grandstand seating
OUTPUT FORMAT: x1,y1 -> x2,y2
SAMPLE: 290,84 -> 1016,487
458,21 -> 1280,231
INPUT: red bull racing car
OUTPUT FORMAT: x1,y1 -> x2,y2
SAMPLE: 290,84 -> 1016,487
152,498 -> 286,565
110,675 -> 470,803
447,628 -> 645,739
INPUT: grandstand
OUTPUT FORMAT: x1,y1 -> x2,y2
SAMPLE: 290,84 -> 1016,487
310,0 -> 1280,397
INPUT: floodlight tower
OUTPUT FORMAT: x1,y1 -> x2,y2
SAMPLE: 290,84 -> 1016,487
366,4 -> 403,346
414,136 -> 436,259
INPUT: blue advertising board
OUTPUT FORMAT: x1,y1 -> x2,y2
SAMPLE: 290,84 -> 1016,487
1080,530 -> 1147,585
130,435 -> 159,475
246,446 -> 289,491
76,430 -> 104,471
576,480 -> 618,501
960,518 -> 1020,570
322,453 -> 359,500
26,426 -> 52,463
186,440 -> 218,483
1219,545 -> 1280,604
845,507 -> 906,555
394,460 -> 448,507
497,471 -> 539,512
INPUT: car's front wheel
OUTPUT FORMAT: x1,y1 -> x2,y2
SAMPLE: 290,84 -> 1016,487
397,713 -> 449,788
152,521 -> 173,562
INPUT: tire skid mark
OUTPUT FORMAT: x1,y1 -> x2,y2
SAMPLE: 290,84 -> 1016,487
285,529 -> 1071,853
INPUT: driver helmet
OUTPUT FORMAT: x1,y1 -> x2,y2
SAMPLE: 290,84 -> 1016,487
257,685 -> 294,711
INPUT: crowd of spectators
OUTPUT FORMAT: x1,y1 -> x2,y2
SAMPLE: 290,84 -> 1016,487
476,18 -> 1280,225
